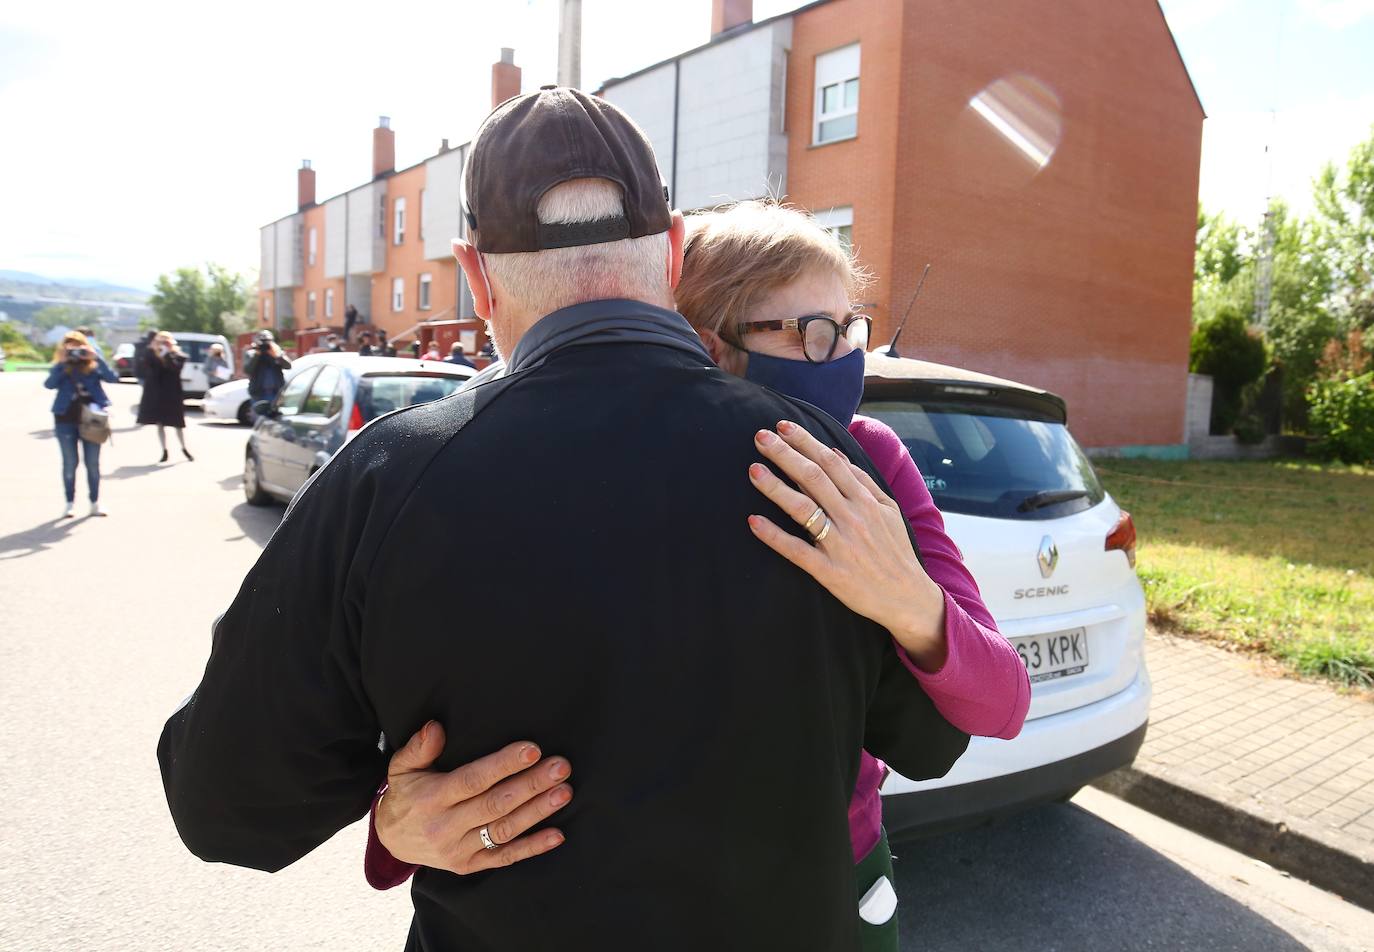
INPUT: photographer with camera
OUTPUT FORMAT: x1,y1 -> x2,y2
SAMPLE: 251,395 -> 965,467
138,331 -> 192,462
244,329 -> 292,420
44,330 -> 116,518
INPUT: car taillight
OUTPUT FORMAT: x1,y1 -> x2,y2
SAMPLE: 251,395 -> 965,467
1105,510 -> 1137,569
349,403 -> 364,432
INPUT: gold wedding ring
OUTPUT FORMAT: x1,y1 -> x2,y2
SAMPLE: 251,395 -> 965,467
803,506 -> 826,536
814,518 -> 832,543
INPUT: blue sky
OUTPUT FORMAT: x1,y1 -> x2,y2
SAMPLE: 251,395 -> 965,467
0,0 -> 1371,290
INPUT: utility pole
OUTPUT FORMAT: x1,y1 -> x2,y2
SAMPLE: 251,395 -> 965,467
558,0 -> 582,89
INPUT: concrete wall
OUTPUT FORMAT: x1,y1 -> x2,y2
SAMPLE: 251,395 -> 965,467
423,146 -> 466,261
259,226 -> 276,290
676,21 -> 791,209
602,19 -> 791,211
346,182 -> 385,276
273,215 -> 302,289
1185,373 -> 1213,442
323,195 -> 348,279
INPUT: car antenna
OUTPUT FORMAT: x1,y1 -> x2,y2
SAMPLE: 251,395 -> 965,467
884,263 -> 931,359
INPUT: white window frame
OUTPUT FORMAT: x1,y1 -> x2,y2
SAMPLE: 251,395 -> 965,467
419,272 -> 432,310
392,277 -> 405,312
263,296 -> 272,323
814,43 -> 860,146
325,287 -> 334,319
814,206 -> 854,252
308,227 -> 317,267
307,290 -> 317,320
393,197 -> 406,245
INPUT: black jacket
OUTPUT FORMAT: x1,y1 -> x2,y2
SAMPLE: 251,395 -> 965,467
159,329 -> 968,951
136,352 -> 185,427
245,348 -> 290,398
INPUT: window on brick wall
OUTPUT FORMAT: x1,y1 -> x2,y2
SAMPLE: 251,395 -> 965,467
307,291 -> 317,320
308,227 -> 317,267
392,277 -> 404,312
814,206 -> 854,253
325,288 -> 334,319
419,272 -> 432,310
814,43 -> 860,145
394,197 -> 407,245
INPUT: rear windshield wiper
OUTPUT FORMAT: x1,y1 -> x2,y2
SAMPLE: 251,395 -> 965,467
1017,489 -> 1091,512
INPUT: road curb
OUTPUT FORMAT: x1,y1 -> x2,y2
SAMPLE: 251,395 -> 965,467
1093,765 -> 1374,912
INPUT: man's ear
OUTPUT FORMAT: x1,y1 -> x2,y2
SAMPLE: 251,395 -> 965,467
667,210 -> 686,289
452,238 -> 490,319
697,325 -> 730,365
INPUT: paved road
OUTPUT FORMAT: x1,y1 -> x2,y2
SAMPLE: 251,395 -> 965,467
1,371 -> 1370,951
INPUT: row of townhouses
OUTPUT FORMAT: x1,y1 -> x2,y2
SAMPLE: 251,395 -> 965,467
259,0 -> 1203,451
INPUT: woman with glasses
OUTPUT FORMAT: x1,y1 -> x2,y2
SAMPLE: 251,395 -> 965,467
363,201 -> 1029,951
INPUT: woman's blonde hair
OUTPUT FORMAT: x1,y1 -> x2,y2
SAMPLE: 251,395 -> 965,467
676,200 -> 870,338
52,331 -> 96,375
153,331 -> 183,359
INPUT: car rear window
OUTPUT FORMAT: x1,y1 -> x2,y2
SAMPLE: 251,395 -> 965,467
859,399 -> 1106,520
174,339 -> 214,364
355,373 -> 463,422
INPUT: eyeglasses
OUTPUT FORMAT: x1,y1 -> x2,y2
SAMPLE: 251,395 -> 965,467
735,313 -> 872,364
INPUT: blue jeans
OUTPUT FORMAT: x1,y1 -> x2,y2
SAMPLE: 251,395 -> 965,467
55,421 -> 101,503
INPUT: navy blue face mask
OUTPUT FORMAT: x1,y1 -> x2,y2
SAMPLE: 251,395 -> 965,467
743,346 -> 866,427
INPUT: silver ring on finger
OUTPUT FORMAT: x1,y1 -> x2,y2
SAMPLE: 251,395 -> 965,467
803,506 -> 826,536
479,825 -> 499,850
814,517 -> 832,544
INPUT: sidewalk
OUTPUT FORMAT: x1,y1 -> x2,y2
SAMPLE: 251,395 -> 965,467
1095,629 -> 1374,910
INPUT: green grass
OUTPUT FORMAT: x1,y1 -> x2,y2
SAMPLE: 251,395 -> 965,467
1096,459 -> 1374,690
3,361 -> 50,372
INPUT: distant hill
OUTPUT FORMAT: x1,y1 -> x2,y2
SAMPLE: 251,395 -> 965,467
0,270 -> 151,304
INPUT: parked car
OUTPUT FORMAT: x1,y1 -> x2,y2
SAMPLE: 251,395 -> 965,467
204,352 -> 354,426
859,353 -> 1148,836
243,355 -> 476,505
111,342 -> 137,380
171,332 -> 234,398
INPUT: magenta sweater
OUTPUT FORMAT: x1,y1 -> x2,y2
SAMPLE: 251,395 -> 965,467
364,414 -> 1030,886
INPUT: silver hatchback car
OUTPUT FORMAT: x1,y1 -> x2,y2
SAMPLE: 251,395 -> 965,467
243,355 -> 476,505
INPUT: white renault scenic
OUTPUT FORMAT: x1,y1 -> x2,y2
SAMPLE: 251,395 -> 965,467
860,353 -> 1149,834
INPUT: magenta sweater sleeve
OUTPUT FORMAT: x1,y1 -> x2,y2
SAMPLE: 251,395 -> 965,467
365,784 -> 419,890
848,416 -> 1030,739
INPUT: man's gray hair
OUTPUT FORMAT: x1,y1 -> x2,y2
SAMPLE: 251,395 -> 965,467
483,179 -> 671,316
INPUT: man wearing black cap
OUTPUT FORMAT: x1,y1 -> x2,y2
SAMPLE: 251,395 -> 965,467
158,87 -> 966,950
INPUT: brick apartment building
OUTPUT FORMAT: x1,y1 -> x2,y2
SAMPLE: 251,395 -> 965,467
259,0 -> 1202,451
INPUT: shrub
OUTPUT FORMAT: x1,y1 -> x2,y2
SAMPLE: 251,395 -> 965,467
1190,306 -> 1268,434
1308,372 -> 1374,462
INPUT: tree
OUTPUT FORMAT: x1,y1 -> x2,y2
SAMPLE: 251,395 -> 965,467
1190,304 -> 1268,435
1313,124 -> 1374,331
31,303 -> 94,333
148,264 -> 249,336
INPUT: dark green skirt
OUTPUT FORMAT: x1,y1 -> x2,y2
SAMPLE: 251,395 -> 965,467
855,829 -> 898,952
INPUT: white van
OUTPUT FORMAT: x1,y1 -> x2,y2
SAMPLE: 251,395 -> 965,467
172,332 -> 234,398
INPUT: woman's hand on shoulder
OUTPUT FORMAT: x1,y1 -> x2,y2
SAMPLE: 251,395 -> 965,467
377,721 -> 573,875
746,421 -> 949,671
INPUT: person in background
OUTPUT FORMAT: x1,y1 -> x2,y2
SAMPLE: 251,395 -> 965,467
45,330 -> 116,518
383,341 -> 398,358
138,331 -> 192,462
204,343 -> 230,387
444,342 -> 475,368
409,340 -> 421,359
357,333 -> 376,357
419,340 -> 443,361
326,334 -> 344,353
135,329 -> 157,386
245,330 -> 292,419
344,304 -> 359,341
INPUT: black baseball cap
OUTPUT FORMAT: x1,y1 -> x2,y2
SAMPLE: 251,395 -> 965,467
462,85 -> 671,254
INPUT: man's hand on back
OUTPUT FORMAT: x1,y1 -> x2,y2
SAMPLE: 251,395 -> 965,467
378,722 -> 573,874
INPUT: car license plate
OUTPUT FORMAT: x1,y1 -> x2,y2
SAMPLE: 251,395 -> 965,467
1011,628 -> 1088,683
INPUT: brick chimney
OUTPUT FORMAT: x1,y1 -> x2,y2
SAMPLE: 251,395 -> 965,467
711,0 -> 752,37
373,116 -> 395,180
297,159 -> 316,209
492,48 -> 521,109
